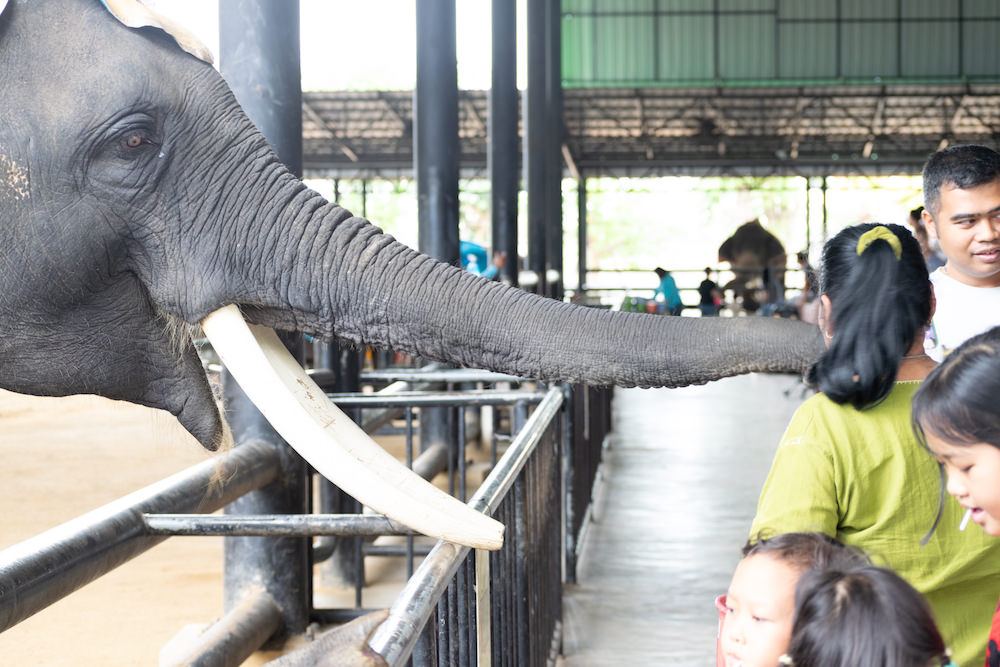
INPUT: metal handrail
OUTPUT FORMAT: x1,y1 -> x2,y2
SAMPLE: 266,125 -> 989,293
360,368 -> 525,384
367,385 -> 564,665
0,440 -> 280,633
325,389 -> 547,408
143,514 -> 419,537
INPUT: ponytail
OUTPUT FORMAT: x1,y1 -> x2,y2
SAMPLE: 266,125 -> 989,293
807,223 -> 930,408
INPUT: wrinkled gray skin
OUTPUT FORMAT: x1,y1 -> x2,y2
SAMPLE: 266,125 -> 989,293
0,0 -> 824,451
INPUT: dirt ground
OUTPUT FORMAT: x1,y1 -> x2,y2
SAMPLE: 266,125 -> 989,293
0,389 -> 451,666
0,390 -> 268,666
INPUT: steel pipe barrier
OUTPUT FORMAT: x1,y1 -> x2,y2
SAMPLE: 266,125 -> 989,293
0,366 -> 613,666
367,386 -> 565,666
0,439 -> 280,633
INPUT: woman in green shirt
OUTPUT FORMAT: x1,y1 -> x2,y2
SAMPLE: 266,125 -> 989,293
750,223 -> 1000,667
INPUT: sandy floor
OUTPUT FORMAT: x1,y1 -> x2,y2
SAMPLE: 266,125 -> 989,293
0,389 -> 461,666
0,389 -> 255,666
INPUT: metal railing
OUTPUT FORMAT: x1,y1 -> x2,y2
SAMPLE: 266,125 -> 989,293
366,385 -> 565,666
0,440 -> 280,635
0,366 -> 613,666
570,266 -> 810,313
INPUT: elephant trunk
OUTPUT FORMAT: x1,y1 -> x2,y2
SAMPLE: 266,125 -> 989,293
159,163 -> 823,542
200,169 -> 824,388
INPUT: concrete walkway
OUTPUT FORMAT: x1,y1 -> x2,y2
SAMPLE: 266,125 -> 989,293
561,373 -> 808,665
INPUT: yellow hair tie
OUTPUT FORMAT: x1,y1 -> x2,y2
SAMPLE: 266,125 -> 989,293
856,226 -> 902,260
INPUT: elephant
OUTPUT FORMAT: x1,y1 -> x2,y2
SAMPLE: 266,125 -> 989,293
0,0 -> 822,455
718,218 -> 788,313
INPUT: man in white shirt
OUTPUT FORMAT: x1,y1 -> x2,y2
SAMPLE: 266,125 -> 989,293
921,144 -> 1000,359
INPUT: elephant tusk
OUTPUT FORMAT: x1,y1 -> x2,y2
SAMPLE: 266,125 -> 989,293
201,305 -> 504,550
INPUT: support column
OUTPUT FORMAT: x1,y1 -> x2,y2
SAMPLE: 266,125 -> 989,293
415,0 -> 459,454
525,0 -> 548,295
577,176 -> 587,294
545,0 -> 564,300
489,0 -> 519,286
415,0 -> 460,265
218,0 -> 310,641
821,175 -> 829,244
804,176 -> 811,253
315,342 -> 362,587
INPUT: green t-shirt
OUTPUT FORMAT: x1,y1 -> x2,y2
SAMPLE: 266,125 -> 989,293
750,382 -> 1000,667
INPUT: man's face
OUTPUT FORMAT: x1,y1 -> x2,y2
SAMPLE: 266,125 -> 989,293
923,178 -> 1000,287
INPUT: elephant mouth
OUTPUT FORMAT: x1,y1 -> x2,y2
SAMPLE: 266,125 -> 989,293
201,305 -> 504,550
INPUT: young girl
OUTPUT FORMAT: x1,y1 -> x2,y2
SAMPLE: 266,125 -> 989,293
717,532 -> 868,667
749,223 -> 1000,666
781,565 -> 956,667
912,326 -> 1000,665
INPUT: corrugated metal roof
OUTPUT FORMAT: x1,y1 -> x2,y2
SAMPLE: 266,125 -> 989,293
301,84 -> 1000,179
561,0 -> 1000,87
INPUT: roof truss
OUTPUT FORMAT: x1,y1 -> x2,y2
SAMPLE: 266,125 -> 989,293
302,84 -> 1000,179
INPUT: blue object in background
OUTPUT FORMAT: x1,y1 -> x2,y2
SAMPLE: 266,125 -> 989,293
460,240 -> 489,275
460,240 -> 502,279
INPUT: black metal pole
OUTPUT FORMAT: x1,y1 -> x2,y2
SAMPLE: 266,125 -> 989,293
562,385 -> 577,584
219,2 -> 303,176
545,0 -> 564,300
490,0 -> 519,286
804,176 -> 811,252
577,176 -> 587,294
0,442 -> 279,634
361,178 -> 368,218
416,0 -> 460,265
525,0 -> 548,295
218,0 -> 310,642
415,0 -> 460,456
822,174 -> 829,243
315,343 -> 363,585
174,592 -> 282,667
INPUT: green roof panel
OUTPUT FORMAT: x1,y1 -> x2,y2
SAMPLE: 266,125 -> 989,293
657,15 -> 714,80
778,23 -> 836,79
561,0 -> 1000,87
963,20 -> 1000,77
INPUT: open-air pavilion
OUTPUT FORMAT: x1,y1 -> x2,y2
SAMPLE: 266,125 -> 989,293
2,2 -> 1000,665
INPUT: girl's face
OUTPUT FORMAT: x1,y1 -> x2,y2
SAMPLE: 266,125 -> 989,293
720,553 -> 800,667
924,429 -> 1000,536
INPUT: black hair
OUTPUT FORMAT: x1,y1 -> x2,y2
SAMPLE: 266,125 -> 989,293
806,223 -> 931,409
743,532 -> 870,572
654,267 -> 667,279
785,565 -> 949,667
912,325 -> 1000,451
922,144 -> 1000,218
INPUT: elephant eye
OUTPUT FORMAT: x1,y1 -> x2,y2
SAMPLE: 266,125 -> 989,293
122,132 -> 152,150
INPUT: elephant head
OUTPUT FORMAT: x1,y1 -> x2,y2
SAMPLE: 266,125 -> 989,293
718,219 -> 789,311
0,0 -> 823,454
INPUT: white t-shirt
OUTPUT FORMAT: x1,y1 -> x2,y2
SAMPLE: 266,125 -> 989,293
926,267 -> 1000,360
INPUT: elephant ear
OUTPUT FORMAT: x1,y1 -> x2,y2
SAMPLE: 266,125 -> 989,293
0,0 -> 7,17
98,0 -> 214,64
